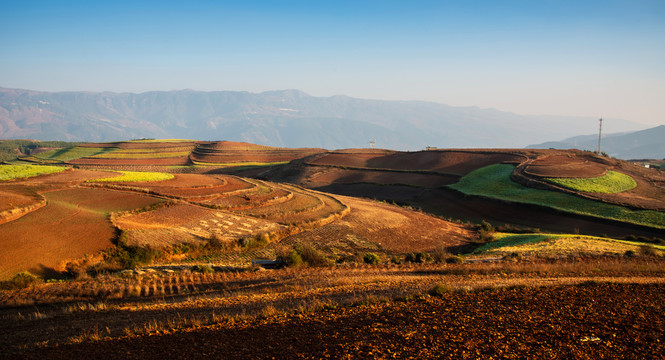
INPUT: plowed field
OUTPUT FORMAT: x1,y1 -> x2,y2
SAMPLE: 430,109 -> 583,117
14,282 -> 665,360
0,188 -> 161,279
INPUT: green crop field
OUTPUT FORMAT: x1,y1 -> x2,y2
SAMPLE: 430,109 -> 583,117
86,171 -> 174,183
545,171 -> 636,193
473,232 -> 665,257
0,164 -> 67,180
31,146 -> 116,162
448,164 -> 665,229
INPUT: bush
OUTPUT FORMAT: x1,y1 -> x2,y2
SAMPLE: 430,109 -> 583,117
192,264 -> 214,273
296,244 -> 332,267
278,250 -> 304,267
1,271 -> 41,290
390,255 -> 402,264
431,248 -> 449,263
445,255 -> 464,264
639,245 -> 658,257
363,253 -> 381,265
405,252 -> 432,263
429,284 -> 452,296
479,220 -> 494,232
104,245 -> 160,268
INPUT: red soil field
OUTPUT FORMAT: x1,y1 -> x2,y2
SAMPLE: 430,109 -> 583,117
115,203 -> 282,247
0,187 -> 40,214
308,150 -> 524,176
21,282 -> 663,360
124,174 -> 228,188
78,141 -> 198,150
524,153 -> 610,178
282,195 -> 473,254
68,157 -> 190,166
190,141 -> 324,164
193,184 -> 292,210
308,168 -> 459,187
0,188 -> 161,280
148,176 -> 256,198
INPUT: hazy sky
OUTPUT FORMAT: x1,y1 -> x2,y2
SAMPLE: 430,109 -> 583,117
1,0 -> 664,125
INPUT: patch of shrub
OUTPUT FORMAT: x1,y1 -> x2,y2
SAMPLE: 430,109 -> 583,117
277,250 -> 304,267
390,255 -> 402,264
296,244 -> 332,267
502,252 -> 523,262
429,284 -> 452,296
478,230 -> 495,243
0,271 -> 41,290
479,220 -> 494,232
405,252 -> 432,263
104,245 -> 161,269
639,245 -> 658,257
363,253 -> 381,265
445,255 -> 464,264
624,250 -> 636,257
431,248 -> 449,263
192,264 -> 214,273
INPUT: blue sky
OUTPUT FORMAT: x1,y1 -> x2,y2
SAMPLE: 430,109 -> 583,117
1,0 -> 664,125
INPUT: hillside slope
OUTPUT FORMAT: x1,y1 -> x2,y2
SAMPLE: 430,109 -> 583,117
527,125 -> 665,159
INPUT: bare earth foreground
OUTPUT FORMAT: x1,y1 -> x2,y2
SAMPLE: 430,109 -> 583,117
9,281 -> 665,359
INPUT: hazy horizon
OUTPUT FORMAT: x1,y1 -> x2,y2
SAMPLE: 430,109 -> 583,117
1,0 -> 664,126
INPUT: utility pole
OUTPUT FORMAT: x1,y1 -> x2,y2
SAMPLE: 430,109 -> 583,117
596,118 -> 603,154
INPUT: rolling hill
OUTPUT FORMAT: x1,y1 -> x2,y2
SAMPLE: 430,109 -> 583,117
0,87 -> 646,149
527,125 -> 665,159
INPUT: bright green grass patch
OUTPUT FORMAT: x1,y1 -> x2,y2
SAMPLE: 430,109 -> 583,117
87,171 -> 174,183
448,164 -> 665,229
90,151 -> 191,159
473,232 -> 665,256
32,146 -> 116,162
0,164 -> 66,180
545,171 -> 636,193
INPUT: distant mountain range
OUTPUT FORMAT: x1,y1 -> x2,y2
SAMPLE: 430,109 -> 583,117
0,87 -> 648,150
527,125 -> 665,160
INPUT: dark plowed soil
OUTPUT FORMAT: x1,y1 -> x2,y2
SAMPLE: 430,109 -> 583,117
19,282 -> 665,359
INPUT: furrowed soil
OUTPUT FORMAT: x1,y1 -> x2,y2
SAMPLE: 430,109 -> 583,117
11,280 -> 665,360
0,188 -> 161,279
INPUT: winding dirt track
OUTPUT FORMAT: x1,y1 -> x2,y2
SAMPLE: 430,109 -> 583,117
17,282 -> 665,359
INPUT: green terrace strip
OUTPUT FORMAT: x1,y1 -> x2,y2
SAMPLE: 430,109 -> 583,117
473,232 -> 665,256
545,171 -> 637,193
0,164 -> 66,180
448,164 -> 665,229
86,170 -> 174,183
31,146 -> 116,162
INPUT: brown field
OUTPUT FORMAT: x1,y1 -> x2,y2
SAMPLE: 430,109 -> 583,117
68,157 -> 191,166
283,195 -> 473,254
308,150 -> 525,175
308,167 -> 459,187
114,203 -> 282,247
190,140 -> 324,164
0,188 -> 161,279
523,153 -> 611,178
2,259 -> 665,359
2,141 -> 665,359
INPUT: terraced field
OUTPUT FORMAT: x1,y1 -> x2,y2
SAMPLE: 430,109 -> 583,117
0,188 -> 162,279
190,140 -> 324,166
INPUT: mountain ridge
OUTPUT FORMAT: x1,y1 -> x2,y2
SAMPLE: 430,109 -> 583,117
0,87 -> 647,150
